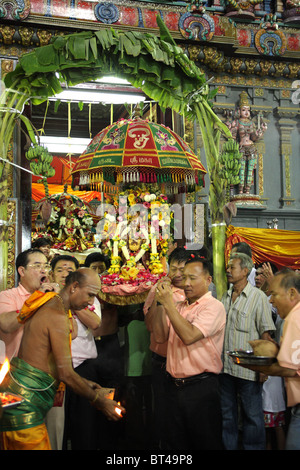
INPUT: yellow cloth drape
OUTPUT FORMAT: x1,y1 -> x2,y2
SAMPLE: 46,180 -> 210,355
17,291 -> 73,348
17,291 -> 57,324
1,424 -> 52,450
226,225 -> 300,269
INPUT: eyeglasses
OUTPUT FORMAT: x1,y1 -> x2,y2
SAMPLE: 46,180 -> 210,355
27,263 -> 51,272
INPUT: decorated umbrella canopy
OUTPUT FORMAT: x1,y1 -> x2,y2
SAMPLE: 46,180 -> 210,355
71,117 -> 206,193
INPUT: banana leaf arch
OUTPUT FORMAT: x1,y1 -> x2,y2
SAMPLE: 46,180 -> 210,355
0,16 -> 232,297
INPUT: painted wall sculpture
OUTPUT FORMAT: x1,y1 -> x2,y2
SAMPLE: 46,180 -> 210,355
225,91 -> 267,197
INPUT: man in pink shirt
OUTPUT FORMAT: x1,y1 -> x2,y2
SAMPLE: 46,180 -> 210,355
153,255 -> 226,450
242,269 -> 300,450
144,247 -> 189,449
0,248 -> 59,360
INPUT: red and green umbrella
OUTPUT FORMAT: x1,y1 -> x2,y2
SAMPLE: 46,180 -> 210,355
71,117 -> 206,191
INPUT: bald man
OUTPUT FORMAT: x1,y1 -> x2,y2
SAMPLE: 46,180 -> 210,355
0,268 -> 124,451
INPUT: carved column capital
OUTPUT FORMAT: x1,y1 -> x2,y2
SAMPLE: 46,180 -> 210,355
276,107 -> 299,119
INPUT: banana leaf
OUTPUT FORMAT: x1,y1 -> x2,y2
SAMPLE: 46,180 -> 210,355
35,45 -> 58,68
156,14 -> 177,46
89,37 -> 98,60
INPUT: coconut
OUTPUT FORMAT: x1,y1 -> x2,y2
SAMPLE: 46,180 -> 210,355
248,340 -> 279,357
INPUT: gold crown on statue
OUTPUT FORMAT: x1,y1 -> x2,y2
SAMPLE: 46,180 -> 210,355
239,91 -> 250,108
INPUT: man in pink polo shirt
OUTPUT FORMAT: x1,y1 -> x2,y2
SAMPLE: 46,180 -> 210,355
241,269 -> 300,450
153,255 -> 226,450
144,247 -> 189,449
0,248 -> 59,360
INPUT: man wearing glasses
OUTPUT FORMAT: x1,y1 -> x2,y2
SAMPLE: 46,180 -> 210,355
0,248 -> 59,360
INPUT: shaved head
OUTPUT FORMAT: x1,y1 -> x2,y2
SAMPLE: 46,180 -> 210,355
65,267 -> 101,290
78,267 -> 101,289
63,267 -> 101,312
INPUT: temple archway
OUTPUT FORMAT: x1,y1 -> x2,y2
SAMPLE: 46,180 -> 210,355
0,18 -> 232,297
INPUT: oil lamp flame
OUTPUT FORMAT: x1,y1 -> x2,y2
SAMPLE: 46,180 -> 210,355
0,358 -> 10,384
115,401 -> 123,417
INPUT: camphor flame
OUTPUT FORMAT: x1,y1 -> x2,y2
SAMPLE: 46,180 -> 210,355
0,358 -> 10,384
115,401 -> 123,417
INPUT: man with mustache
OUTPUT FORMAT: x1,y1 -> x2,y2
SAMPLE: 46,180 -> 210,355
151,255 -> 226,450
0,268 -> 124,450
221,252 -> 275,450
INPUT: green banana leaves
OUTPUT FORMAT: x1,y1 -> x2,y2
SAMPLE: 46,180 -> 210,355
4,25 -> 207,115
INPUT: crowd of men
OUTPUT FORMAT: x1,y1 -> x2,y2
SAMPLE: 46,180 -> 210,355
0,238 -> 299,451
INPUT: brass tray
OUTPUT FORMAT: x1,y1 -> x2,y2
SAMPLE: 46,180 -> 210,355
227,350 -> 276,366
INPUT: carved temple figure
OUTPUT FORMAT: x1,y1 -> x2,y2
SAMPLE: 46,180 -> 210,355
225,0 -> 263,18
226,91 -> 267,194
283,0 -> 300,23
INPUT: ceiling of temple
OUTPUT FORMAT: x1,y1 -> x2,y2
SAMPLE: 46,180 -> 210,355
30,80 -> 148,144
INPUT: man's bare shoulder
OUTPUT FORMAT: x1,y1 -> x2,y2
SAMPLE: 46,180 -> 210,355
46,295 -> 65,310
34,295 -> 67,323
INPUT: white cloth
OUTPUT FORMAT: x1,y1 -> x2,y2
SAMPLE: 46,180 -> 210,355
93,297 -> 102,320
248,267 -> 256,286
262,306 -> 286,413
71,318 -> 97,369
71,299 -> 101,369
262,376 -> 286,413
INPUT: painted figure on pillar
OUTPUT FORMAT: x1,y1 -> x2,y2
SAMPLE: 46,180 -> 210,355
226,91 -> 267,194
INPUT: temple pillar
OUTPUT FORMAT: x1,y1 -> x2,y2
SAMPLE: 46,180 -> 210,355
276,108 -> 298,208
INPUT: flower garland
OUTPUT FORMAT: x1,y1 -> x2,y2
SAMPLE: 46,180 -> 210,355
101,269 -> 164,287
35,195 -> 95,252
98,185 -> 173,283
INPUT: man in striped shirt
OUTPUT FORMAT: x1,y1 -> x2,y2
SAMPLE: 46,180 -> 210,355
221,252 -> 275,450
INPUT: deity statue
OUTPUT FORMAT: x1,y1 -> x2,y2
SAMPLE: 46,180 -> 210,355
226,91 -> 267,194
225,0 -> 263,19
282,0 -> 300,23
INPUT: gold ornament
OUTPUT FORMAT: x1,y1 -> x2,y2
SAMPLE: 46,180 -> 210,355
239,91 -> 250,108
